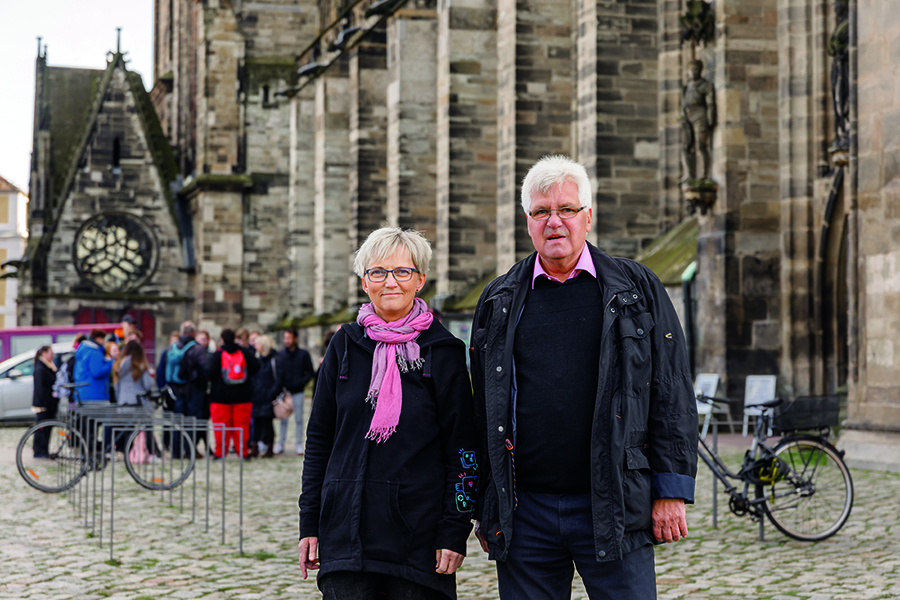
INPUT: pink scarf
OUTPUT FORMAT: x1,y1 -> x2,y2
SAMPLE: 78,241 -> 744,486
357,298 -> 433,443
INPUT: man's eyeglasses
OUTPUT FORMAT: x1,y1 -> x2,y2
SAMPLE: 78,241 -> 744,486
364,267 -> 419,283
527,206 -> 587,221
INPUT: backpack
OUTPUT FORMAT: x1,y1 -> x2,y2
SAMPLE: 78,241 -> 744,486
53,358 -> 73,400
165,340 -> 196,385
221,349 -> 247,385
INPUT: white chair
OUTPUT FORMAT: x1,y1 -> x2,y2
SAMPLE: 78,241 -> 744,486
695,373 -> 732,439
742,375 -> 777,436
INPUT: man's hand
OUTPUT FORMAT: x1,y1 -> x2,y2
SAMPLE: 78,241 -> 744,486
652,499 -> 688,543
473,520 -> 489,553
298,536 -> 320,579
435,549 -> 465,574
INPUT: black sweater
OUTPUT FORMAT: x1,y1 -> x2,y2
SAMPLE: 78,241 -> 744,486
513,273 -> 604,492
299,320 -> 477,599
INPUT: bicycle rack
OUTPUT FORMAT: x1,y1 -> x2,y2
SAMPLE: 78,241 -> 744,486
58,403 -> 248,563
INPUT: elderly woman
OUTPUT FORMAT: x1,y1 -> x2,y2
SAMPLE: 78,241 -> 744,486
298,227 -> 478,600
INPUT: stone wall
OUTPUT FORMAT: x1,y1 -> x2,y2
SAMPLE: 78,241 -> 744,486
577,0 -> 660,258
696,0 -> 781,402
850,0 -> 900,426
314,60 -> 352,314
386,4 -> 439,244
349,26 -> 388,305
496,0 -> 573,272
436,0 -> 498,296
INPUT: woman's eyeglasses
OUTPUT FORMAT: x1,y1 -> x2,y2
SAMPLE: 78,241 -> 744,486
364,267 -> 419,282
527,206 -> 587,221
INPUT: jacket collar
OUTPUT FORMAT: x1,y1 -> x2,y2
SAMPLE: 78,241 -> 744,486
491,243 -> 637,301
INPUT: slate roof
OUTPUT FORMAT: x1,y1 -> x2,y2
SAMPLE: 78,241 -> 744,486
0,174 -> 23,194
633,216 -> 699,286
45,66 -> 105,206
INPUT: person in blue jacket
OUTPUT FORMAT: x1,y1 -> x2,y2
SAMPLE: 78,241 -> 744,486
72,329 -> 114,456
73,329 -> 114,401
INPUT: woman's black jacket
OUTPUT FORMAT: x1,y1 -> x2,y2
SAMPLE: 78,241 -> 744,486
33,360 -> 58,410
299,319 -> 477,599
252,351 -> 281,419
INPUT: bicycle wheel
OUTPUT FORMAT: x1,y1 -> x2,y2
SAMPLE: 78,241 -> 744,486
16,420 -> 89,493
123,423 -> 195,491
756,436 -> 853,541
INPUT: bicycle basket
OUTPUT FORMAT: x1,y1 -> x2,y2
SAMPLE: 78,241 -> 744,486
773,395 -> 840,433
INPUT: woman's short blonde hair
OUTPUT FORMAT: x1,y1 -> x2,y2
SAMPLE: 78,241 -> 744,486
256,334 -> 275,356
353,227 -> 432,278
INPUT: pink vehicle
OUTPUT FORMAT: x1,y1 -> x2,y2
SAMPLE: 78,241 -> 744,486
0,324 -> 119,363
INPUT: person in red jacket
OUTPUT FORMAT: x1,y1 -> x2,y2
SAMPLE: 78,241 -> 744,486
207,328 -> 260,459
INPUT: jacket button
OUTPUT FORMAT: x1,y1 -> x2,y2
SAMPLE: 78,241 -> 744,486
496,366 -> 502,372
637,328 -> 644,335
502,307 -> 508,313
610,308 -> 616,313
598,550 -> 606,558
633,294 -> 638,299
501,487 -> 505,493
498,426 -> 504,432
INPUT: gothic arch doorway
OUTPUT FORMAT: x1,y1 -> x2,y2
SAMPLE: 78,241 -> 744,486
821,174 -> 849,394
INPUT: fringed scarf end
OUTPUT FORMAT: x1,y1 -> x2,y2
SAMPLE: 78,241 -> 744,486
365,426 -> 397,444
396,355 -> 425,373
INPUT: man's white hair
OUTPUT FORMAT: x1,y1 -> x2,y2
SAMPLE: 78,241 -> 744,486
353,227 -> 433,277
520,155 -> 592,214
180,321 -> 196,336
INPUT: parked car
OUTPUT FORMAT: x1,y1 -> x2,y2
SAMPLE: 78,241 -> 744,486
0,343 -> 75,422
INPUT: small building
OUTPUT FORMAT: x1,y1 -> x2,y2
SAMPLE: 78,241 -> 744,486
17,46 -> 194,358
0,174 -> 28,329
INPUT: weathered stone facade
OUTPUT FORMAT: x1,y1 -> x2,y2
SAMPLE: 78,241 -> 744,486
20,53 -> 192,351
20,0 -> 900,466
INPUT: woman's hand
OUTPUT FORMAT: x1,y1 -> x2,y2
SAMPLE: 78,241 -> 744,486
298,537 -> 320,579
435,549 -> 464,574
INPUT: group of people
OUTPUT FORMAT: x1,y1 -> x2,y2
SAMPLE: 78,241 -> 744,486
31,316 -> 316,462
298,156 -> 699,600
156,324 -> 314,459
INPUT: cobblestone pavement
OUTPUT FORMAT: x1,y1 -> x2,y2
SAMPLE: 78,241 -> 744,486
1,425 -> 898,599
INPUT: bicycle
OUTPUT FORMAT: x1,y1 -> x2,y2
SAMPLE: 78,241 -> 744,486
696,394 -> 853,541
120,388 -> 196,491
16,383 -> 91,493
17,386 -> 196,493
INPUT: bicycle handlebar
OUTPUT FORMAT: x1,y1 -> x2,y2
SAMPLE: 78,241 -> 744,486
695,393 -> 731,405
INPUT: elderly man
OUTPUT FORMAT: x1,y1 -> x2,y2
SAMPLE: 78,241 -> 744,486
470,155 -> 698,599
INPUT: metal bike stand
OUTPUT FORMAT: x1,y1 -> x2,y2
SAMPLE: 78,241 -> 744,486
711,419 -> 718,529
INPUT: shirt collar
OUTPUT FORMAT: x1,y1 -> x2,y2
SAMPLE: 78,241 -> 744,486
532,243 -> 596,289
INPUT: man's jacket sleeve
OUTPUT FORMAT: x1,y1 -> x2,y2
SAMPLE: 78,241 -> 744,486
642,269 -> 698,502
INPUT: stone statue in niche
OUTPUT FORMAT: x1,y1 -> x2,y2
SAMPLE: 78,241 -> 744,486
828,0 -> 850,160
681,59 -> 716,183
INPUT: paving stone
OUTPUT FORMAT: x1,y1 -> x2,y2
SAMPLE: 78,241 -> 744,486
2,428 -> 899,598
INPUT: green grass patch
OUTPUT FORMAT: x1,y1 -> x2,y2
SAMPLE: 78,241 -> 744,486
253,550 -> 277,561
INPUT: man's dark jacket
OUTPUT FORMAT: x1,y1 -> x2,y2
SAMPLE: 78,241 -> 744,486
169,335 -> 210,399
469,243 -> 698,563
276,345 -> 314,394
207,343 -> 261,404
